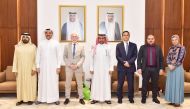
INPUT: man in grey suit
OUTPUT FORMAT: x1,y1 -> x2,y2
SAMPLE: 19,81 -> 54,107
99,13 -> 121,41
63,33 -> 85,105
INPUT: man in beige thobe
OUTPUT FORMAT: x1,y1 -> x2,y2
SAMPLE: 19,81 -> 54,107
12,33 -> 37,106
63,33 -> 85,105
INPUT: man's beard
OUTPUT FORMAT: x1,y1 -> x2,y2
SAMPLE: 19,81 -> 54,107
45,35 -> 52,40
22,40 -> 29,44
99,42 -> 105,44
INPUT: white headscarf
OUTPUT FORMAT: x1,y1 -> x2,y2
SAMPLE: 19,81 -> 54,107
66,12 -> 83,40
105,13 -> 116,41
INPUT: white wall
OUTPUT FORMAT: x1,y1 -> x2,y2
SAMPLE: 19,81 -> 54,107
37,0 -> 145,78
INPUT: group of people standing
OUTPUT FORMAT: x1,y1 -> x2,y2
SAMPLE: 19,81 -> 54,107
12,29 -> 186,107
13,29 -> 86,106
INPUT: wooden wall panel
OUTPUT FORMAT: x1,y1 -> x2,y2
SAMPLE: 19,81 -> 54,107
145,0 -> 163,47
0,0 -> 17,71
0,36 -> 1,71
145,0 -> 163,29
164,0 -> 182,58
0,0 -> 37,71
20,0 -> 29,28
164,0 -> 183,68
0,0 -> 8,28
20,0 -> 37,45
165,0 -> 182,29
1,28 -> 17,71
183,30 -> 190,70
28,0 -> 37,28
183,0 -> 190,70
7,0 -> 17,28
184,0 -> 190,28
146,0 -> 190,70
0,0 -> 17,28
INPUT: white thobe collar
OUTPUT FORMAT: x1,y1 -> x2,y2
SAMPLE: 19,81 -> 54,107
45,38 -> 53,42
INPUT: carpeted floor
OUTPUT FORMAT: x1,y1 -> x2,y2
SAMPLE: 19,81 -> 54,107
0,93 -> 189,109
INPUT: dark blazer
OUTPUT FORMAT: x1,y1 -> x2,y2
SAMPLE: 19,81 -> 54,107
116,42 -> 138,72
137,45 -> 163,72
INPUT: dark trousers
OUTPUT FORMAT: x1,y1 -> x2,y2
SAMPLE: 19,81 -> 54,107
142,67 -> 159,99
117,70 -> 134,100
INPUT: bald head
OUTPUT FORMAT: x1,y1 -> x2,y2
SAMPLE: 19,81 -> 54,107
71,33 -> 79,43
147,35 -> 155,45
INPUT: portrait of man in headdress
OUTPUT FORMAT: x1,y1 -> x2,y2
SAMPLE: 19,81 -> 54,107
98,6 -> 123,41
59,6 -> 85,42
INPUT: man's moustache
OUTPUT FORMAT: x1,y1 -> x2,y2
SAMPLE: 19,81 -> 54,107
22,40 -> 29,43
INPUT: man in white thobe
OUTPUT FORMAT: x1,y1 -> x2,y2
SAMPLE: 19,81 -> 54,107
90,34 -> 113,104
36,29 -> 61,105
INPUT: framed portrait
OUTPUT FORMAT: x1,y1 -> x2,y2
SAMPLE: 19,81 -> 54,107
59,5 -> 86,42
98,5 -> 124,42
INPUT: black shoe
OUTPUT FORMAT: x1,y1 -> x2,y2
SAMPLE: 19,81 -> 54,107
35,101 -> 41,105
16,101 -> 23,106
141,98 -> 146,104
55,101 -> 60,105
174,104 -> 180,107
91,100 -> 98,104
153,98 -> 160,104
64,99 -> 70,105
79,99 -> 85,105
27,101 -> 33,105
129,99 -> 134,103
168,103 -> 174,105
105,100 -> 111,104
118,99 -> 122,104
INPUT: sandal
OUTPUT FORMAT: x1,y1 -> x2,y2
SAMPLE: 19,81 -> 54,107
105,100 -> 112,104
91,100 -> 98,104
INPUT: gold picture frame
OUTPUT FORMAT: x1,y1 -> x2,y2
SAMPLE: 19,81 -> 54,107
59,5 -> 86,42
97,5 -> 124,42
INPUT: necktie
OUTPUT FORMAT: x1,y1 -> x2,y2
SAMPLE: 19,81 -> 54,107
150,47 -> 153,65
73,44 -> 76,58
125,43 -> 128,55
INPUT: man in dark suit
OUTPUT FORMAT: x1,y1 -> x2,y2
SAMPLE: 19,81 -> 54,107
137,35 -> 163,104
116,31 -> 138,104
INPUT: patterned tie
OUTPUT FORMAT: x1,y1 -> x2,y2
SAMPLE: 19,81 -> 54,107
73,43 -> 76,58
125,43 -> 128,55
